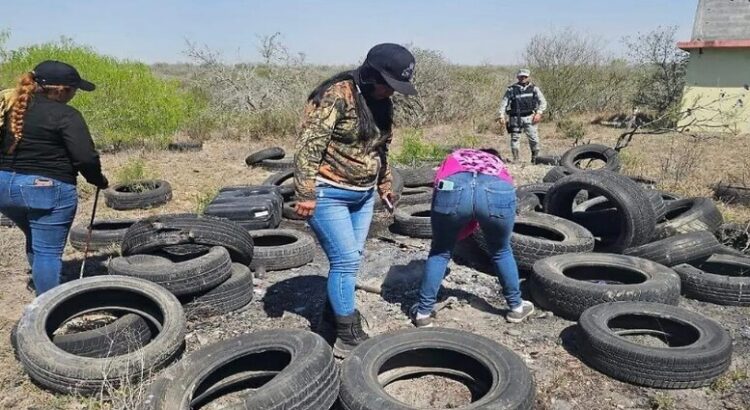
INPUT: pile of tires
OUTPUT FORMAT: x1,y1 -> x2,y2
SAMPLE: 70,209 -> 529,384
13,276 -> 186,395
204,185 -> 283,230
246,147 -> 294,171
115,214 -> 256,317
104,179 -> 173,210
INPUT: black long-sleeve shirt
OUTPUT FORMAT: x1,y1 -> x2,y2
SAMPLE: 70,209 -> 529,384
0,94 -> 106,186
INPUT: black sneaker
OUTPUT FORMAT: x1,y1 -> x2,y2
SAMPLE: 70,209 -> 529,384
506,300 -> 535,323
333,310 -> 369,358
409,303 -> 434,328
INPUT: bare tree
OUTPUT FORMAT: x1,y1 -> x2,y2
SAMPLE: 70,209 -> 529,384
625,26 -> 689,121
523,28 -> 633,119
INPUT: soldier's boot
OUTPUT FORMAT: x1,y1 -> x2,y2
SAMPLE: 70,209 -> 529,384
511,148 -> 520,163
531,150 -> 539,164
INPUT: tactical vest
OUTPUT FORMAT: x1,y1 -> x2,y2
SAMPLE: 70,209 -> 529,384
508,84 -> 538,117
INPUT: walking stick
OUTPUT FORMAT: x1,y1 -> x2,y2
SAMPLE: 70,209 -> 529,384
79,187 -> 101,279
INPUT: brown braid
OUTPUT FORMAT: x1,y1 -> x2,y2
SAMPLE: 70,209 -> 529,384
7,72 -> 38,154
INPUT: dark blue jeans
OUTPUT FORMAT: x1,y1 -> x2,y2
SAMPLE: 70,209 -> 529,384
0,171 -> 78,295
308,184 -> 375,316
418,172 -> 521,314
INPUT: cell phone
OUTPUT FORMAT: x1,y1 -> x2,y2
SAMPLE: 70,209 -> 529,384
437,179 -> 455,191
383,196 -> 394,213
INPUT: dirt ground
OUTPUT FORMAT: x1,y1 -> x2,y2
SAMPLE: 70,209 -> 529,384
0,124 -> 749,409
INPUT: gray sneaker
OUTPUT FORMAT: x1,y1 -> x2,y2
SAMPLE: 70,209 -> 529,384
409,303 -> 434,328
506,300 -> 535,323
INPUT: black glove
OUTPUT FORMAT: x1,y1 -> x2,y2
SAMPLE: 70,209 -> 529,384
96,175 -> 109,190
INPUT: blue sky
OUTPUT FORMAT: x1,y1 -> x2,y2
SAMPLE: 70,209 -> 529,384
0,0 -> 697,65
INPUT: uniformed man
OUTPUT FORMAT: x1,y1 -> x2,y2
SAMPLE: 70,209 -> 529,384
497,69 -> 548,163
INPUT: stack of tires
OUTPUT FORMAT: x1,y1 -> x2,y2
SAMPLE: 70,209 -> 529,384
246,147 -> 294,171
204,185 -> 283,230
503,144 -> 739,389
112,214 -> 256,318
13,275 -> 186,395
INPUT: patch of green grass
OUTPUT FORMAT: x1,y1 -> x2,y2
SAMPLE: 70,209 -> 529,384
648,393 -> 675,410
393,128 -> 449,166
710,369 -> 749,393
115,158 -> 153,186
194,187 -> 219,214
0,37 -> 206,150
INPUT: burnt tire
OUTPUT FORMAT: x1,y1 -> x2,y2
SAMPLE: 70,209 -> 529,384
713,183 -> 750,206
248,229 -> 315,271
530,253 -> 681,319
121,214 -> 255,265
183,263 -> 254,317
517,183 -> 553,212
339,328 -> 535,410
398,186 -> 433,206
673,254 -> 750,306
623,231 -> 722,267
397,166 -> 436,188
104,179 -> 173,210
167,141 -> 203,152
245,147 -> 285,166
545,171 -> 657,252
140,329 -> 338,410
542,166 -> 572,183
52,314 -> 153,358
652,197 -> 724,241
393,204 -> 432,238
517,191 -> 542,214
561,144 -> 621,173
473,213 -> 595,271
260,158 -> 294,171
108,246 -> 232,296
15,276 -> 185,395
69,219 -> 136,252
533,154 -> 561,165
578,302 -> 732,388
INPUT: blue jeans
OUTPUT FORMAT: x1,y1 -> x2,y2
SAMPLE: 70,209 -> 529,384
418,172 -> 521,314
0,171 -> 78,295
308,185 -> 374,316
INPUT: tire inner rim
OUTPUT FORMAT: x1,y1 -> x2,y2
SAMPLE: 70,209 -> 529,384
190,350 -> 290,408
607,314 -> 700,347
563,265 -> 648,285
514,223 -> 565,241
254,235 -> 298,247
377,348 -> 493,406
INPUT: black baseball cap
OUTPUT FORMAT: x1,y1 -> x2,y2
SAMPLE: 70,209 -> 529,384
364,43 -> 417,96
32,60 -> 96,91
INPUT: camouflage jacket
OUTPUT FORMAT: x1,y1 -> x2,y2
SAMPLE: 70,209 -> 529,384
294,80 -> 393,201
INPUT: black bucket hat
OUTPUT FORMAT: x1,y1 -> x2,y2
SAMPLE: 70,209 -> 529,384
364,43 -> 417,96
32,60 -> 96,91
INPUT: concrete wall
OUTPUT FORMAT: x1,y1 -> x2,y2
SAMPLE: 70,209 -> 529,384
692,0 -> 750,40
680,49 -> 750,133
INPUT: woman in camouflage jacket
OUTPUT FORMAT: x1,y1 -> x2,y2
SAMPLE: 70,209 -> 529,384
293,43 -> 416,357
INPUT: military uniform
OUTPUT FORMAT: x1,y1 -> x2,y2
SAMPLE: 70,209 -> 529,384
294,79 -> 393,202
498,81 -> 548,162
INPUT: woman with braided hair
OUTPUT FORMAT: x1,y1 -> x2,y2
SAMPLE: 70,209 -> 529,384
0,60 -> 108,295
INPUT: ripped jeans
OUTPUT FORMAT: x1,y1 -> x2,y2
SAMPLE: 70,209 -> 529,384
308,184 -> 374,316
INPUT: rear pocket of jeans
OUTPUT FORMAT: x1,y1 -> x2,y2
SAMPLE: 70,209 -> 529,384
20,184 -> 59,210
486,188 -> 515,219
432,187 -> 463,215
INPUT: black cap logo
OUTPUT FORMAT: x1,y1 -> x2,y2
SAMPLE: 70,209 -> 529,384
401,62 -> 415,81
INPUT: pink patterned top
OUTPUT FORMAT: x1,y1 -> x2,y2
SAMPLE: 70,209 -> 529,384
434,149 -> 514,239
